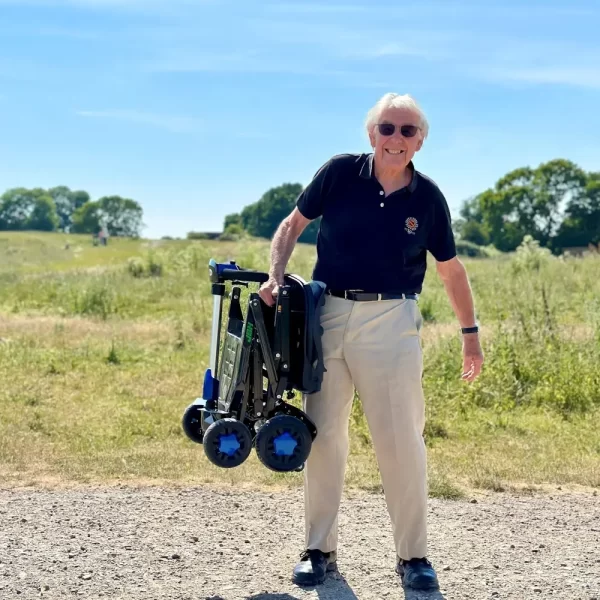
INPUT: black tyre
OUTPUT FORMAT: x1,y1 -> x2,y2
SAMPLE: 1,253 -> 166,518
255,414 -> 312,472
181,403 -> 207,444
203,418 -> 253,468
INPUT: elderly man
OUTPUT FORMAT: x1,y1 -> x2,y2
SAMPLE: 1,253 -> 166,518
259,93 -> 484,591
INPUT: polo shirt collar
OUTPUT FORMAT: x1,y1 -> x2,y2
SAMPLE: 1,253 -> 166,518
359,153 -> 418,192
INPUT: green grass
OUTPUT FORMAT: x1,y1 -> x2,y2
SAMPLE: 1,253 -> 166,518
0,230 -> 599,497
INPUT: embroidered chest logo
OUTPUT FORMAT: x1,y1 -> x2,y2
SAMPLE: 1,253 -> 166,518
405,217 -> 418,235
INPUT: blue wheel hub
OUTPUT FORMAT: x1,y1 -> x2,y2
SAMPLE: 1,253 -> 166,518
202,418 -> 252,469
218,433 -> 241,456
255,414 -> 313,472
272,432 -> 298,456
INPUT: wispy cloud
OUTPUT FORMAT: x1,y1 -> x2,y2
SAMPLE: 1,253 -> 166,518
0,57 -> 59,81
264,3 -> 367,14
141,17 -> 600,92
143,51 -> 392,89
76,109 -> 275,138
236,18 -> 457,63
457,33 -> 600,90
475,66 -> 600,90
0,24 -> 101,39
0,0 -> 185,5
0,0 -> 216,14
77,110 -> 205,133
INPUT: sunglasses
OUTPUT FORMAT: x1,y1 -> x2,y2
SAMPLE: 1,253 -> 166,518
377,123 -> 420,137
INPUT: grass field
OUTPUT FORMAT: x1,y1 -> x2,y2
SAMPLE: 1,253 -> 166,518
1,231 -> 599,498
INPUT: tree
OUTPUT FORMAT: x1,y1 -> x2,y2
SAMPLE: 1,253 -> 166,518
71,201 -> 101,234
553,177 -> 600,250
230,183 -> 320,244
223,213 -> 243,229
0,185 -> 144,236
71,196 -> 143,237
531,159 -> 587,246
459,220 -> 490,246
472,187 -> 530,252
0,187 -> 59,231
48,186 -> 90,231
96,196 -> 143,237
458,159 -> 593,253
28,196 -> 60,231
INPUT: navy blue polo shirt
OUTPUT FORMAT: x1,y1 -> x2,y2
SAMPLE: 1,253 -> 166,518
295,152 -> 457,294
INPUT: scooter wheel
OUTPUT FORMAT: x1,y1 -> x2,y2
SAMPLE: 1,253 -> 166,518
203,418 -> 253,468
181,404 -> 205,444
255,415 -> 312,472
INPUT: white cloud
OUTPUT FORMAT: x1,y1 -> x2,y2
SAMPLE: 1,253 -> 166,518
77,110 -> 205,133
0,0 -> 215,13
0,0 -> 186,4
475,66 -> 600,90
0,24 -> 101,39
76,109 -> 274,138
264,3 -> 367,14
457,34 -> 600,90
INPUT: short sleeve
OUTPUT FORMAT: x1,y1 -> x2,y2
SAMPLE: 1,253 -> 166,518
427,187 -> 457,262
295,158 -> 334,220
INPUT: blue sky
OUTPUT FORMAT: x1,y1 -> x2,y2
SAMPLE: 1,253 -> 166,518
0,0 -> 599,239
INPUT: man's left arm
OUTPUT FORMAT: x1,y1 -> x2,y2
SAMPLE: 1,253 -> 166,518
435,257 -> 484,382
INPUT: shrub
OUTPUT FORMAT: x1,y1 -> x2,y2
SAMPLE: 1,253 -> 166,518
126,252 -> 163,278
219,223 -> 246,242
455,239 -> 495,258
511,234 -> 554,274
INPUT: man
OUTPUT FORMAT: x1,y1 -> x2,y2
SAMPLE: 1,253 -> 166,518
258,93 -> 484,591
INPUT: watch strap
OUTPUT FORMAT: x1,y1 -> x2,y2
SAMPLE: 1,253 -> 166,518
461,325 -> 479,334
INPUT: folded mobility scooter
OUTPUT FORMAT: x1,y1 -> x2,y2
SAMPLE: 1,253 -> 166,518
181,258 -> 327,473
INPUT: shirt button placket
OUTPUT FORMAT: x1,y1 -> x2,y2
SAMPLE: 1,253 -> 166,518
379,189 -> 384,207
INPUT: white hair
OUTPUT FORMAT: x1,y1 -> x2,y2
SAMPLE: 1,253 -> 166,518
364,93 -> 429,139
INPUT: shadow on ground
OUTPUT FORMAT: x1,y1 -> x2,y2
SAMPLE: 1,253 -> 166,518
244,573 -> 448,599
245,571 -> 360,599
403,589 -> 447,600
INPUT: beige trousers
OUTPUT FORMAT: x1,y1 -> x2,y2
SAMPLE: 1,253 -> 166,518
302,294 -> 427,561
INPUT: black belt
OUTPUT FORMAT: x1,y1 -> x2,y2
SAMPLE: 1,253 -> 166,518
326,290 -> 418,301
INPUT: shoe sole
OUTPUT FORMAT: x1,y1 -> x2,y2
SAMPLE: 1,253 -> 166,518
396,566 -> 439,591
292,562 -> 337,586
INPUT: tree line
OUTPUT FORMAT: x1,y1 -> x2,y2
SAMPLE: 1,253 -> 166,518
0,186 -> 143,237
221,158 -> 599,254
222,183 -> 321,244
455,159 -> 599,253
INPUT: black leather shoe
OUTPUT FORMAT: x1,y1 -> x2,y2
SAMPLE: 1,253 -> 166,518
292,549 -> 337,586
396,557 -> 440,590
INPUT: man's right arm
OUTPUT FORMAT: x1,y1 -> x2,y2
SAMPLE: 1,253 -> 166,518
260,155 -> 334,305
259,207 -> 311,305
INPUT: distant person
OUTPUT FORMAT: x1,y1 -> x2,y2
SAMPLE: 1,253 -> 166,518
259,93 -> 484,591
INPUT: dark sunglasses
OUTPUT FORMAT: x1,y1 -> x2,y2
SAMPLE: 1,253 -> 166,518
377,123 -> 420,137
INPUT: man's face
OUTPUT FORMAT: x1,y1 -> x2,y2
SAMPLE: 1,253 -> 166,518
369,106 -> 424,170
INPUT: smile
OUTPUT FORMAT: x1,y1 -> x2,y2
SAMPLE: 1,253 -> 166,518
385,149 -> 404,155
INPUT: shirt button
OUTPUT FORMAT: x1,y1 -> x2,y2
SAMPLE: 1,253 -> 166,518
380,202 -> 384,207
379,190 -> 384,195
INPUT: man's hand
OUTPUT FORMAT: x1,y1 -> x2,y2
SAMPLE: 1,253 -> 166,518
258,276 -> 282,307
461,333 -> 484,382
435,256 -> 484,382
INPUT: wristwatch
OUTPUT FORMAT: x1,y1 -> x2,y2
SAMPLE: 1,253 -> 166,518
461,325 -> 479,334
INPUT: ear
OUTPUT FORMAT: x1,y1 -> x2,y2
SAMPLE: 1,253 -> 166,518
416,136 -> 424,151
368,126 -> 376,148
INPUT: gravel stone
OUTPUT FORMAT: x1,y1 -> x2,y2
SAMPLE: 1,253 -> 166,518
0,485 -> 598,599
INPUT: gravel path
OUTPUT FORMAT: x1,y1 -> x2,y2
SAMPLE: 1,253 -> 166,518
1,484 -> 599,600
